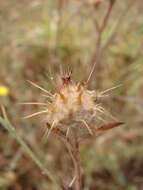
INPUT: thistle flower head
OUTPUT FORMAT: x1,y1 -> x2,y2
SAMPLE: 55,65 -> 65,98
47,74 -> 99,127
24,72 -> 123,141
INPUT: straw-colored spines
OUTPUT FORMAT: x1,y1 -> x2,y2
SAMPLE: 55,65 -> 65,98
46,76 -> 100,136
24,74 -> 123,140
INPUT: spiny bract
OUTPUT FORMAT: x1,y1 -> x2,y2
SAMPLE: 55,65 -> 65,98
24,72 -> 123,140
45,73 -> 104,137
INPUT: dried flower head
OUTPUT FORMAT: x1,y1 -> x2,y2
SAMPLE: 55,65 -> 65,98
23,70 -> 123,142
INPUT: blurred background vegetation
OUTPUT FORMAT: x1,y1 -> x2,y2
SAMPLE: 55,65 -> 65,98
0,0 -> 143,189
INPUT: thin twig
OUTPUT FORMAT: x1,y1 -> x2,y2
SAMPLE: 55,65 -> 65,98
102,1 -> 135,52
87,0 -> 116,84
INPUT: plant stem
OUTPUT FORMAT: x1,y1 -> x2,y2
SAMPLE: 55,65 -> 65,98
64,131 -> 82,190
0,117 -> 61,190
74,139 -> 82,190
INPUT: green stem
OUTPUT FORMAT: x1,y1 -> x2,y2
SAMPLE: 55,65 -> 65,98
0,117 -> 61,190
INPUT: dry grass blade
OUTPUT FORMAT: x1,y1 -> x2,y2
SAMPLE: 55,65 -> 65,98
69,176 -> 76,188
1,104 -> 9,121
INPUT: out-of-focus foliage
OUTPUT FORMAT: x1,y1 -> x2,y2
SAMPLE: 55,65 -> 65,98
0,0 -> 143,189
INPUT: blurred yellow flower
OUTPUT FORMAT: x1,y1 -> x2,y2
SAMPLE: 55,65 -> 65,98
0,85 -> 9,96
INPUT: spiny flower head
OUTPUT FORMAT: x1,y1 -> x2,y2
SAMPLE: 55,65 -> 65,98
24,71 -> 123,140
46,73 -> 100,129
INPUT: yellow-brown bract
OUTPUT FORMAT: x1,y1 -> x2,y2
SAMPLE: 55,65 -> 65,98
45,73 -> 105,138
24,73 -> 123,139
